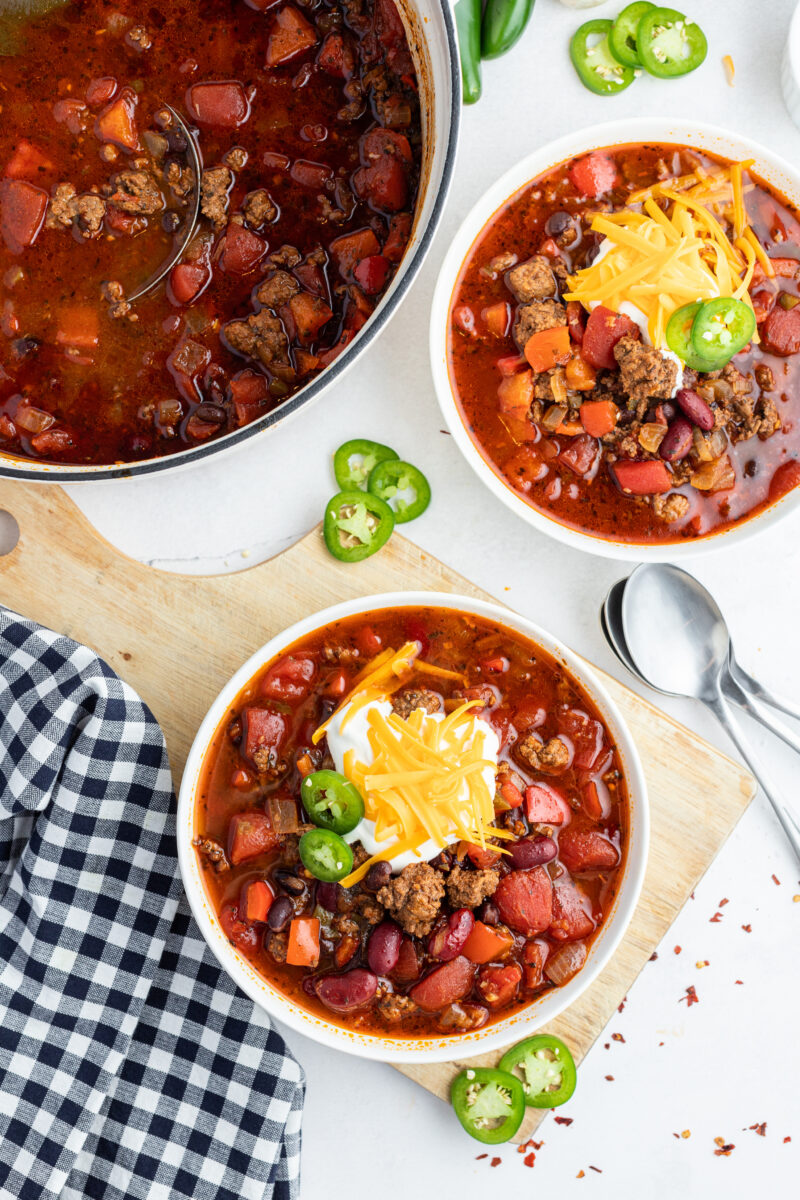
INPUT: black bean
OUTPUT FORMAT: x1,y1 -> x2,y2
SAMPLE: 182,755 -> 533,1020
194,402 -> 227,426
162,210 -> 181,233
478,900 -> 500,926
165,129 -> 188,154
267,896 -> 293,931
274,869 -> 306,897
545,211 -> 572,236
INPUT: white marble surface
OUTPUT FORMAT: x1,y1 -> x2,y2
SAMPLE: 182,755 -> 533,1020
64,0 -> 800,1193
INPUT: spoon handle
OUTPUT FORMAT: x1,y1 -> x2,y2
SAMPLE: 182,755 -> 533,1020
723,671 -> 800,758
708,690 -> 800,864
730,659 -> 800,723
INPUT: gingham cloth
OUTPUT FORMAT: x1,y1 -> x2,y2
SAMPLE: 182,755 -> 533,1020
0,608 -> 304,1200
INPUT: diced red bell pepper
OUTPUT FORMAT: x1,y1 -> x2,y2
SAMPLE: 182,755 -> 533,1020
354,254 -> 391,295
383,212 -> 411,263
187,80 -> 250,128
221,222 -> 267,275
582,305 -> 639,370
261,654 -> 316,703
580,779 -> 605,820
494,868 -> 553,935
241,706 -> 289,764
55,306 -> 99,350
4,140 -> 53,181
330,228 -> 381,279
568,152 -> 619,198
168,260 -> 211,306
476,963 -> 522,1009
229,371 -> 270,427
549,879 -> 595,942
496,369 -> 533,418
559,433 -> 600,478
94,88 -> 140,151
408,956 -> 475,1011
580,399 -> 618,438
240,879 -> 275,923
557,708 -> 605,770
0,180 -> 48,254
496,353 -> 527,377
461,841 -> 501,869
524,782 -> 570,826
356,624 -> 383,656
283,291 -> 333,343
286,916 -> 320,966
558,828 -> 619,873
30,429 -> 75,456
498,777 -> 524,809
227,811 -> 280,865
463,921 -> 514,965
317,31 -> 355,77
611,458 -> 673,495
566,300 -> 586,344
266,5 -> 318,67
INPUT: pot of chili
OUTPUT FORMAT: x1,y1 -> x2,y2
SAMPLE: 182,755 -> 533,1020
431,118 -> 800,559
0,0 -> 459,480
177,591 -> 648,1062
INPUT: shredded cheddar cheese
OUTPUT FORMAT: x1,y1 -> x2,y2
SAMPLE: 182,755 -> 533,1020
565,160 -> 764,349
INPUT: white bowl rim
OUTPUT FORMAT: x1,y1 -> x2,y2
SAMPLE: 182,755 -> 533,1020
430,116 -> 800,563
177,589 -> 649,1063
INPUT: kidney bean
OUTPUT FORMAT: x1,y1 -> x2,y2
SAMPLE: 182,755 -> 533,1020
478,900 -> 500,927
659,417 -> 694,462
409,956 -> 475,1012
266,895 -> 293,932
274,869 -> 306,897
363,861 -> 392,893
316,882 -> 340,911
315,968 -> 378,1013
366,921 -> 402,974
508,835 -> 558,870
674,388 -> 715,431
428,908 -> 475,961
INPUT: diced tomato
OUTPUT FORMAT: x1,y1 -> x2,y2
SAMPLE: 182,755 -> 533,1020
354,254 -> 391,295
522,940 -> 544,990
0,180 -> 48,254
762,303 -> 800,356
566,300 -> 586,344
221,222 -> 267,275
524,782 -> 570,826
294,349 -> 320,374
392,937 -> 421,983
30,429 -> 75,456
168,260 -> 211,306
330,228 -> 381,278
558,708 -> 605,770
511,698 -> 546,732
263,150 -> 291,172
55,306 -> 99,350
463,921 -> 513,964
765,257 -> 800,278
611,458 -> 672,495
559,433 -> 599,478
568,152 -> 619,198
317,31 -> 355,77
356,624 -> 382,656
461,841 -> 501,869
523,325 -> 571,372
582,305 -> 639,370
383,212 -> 411,263
494,868 -> 553,935
565,356 -> 597,392
94,88 -> 140,151
580,398 -> 618,437
284,291 -> 333,343
580,779 -> 605,820
321,669 -> 348,698
549,879 -> 595,942
483,302 -> 510,338
220,904 -> 260,952
539,237 -> 561,260
227,811 -> 280,865
262,654 -> 316,702
505,444 -> 548,490
408,955 -> 475,1011
559,828 -> 619,873
769,458 -> 800,501
4,140 -> 53,181
85,76 -> 117,108
360,128 -> 413,165
266,5 -> 318,66
105,207 -> 139,235
241,706 -> 289,764
286,916 -> 321,967
240,879 -> 275,923
187,80 -> 250,128
353,155 -> 408,213
290,158 -> 334,189
53,99 -> 87,136
496,353 -> 527,377
751,290 -> 776,324
476,963 -> 522,1010
497,369 -> 533,419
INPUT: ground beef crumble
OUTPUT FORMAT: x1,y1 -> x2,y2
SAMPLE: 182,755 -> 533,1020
377,862 -> 445,937
446,864 -> 499,908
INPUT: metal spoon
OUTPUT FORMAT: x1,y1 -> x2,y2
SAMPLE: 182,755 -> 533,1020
127,105 -> 202,303
618,563 -> 800,862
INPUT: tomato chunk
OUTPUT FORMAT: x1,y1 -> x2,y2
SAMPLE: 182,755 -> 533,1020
284,291 -> 333,343
266,6 -> 318,66
261,654 -> 316,702
227,811 -> 280,865
94,88 -> 140,150
317,31 -> 355,77
559,828 -> 619,873
4,140 -> 53,181
611,458 -> 672,495
330,228 -> 381,278
409,955 -> 475,1011
353,154 -> 408,213
168,260 -> 211,306
476,963 -> 522,1010
580,399 -> 618,437
354,254 -> 391,295
559,433 -> 599,478
558,708 -> 605,770
241,706 -> 289,765
549,879 -> 595,942
383,212 -> 411,263
187,80 -> 250,128
221,222 -> 267,275
463,921 -> 514,964
762,303 -> 800,356
494,868 -> 553,935
229,371 -> 270,426
568,152 -> 619,198
582,305 -> 639,370
220,904 -> 260,952
0,180 -> 48,254
524,781 -> 570,826
461,841 -> 501,869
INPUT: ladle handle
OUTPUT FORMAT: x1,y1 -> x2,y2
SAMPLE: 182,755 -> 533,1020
730,659 -> 800,724
708,690 -> 800,865
723,671 -> 800,758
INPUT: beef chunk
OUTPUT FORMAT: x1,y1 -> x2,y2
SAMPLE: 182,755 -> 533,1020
101,279 -> 130,319
269,244 -> 302,268
165,161 -> 196,201
224,146 -> 248,171
243,188 -> 278,227
126,24 -> 152,50
46,183 -> 78,229
515,733 -> 570,774
109,170 -> 164,215
252,744 -> 288,780
513,299 -> 566,351
355,893 -> 384,924
191,835 -> 230,873
391,687 -> 443,719
446,864 -> 500,909
322,643 -> 360,664
715,363 -> 781,441
224,309 -> 294,379
257,271 -> 300,311
652,492 -> 690,523
200,166 -> 233,227
267,931 -> 289,963
506,255 -> 557,303
375,991 -> 418,1024
614,336 -> 678,406
377,862 -> 445,937
46,184 -> 106,236
75,194 -> 107,235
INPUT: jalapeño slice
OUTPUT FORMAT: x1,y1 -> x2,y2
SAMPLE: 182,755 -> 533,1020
333,439 -> 399,491
450,1067 -> 526,1144
570,19 -> 636,96
499,1034 -> 577,1108
609,2 -> 655,67
636,6 -> 707,79
665,301 -> 718,371
301,770 -> 365,835
323,490 -> 395,562
367,459 -> 431,523
298,828 -> 354,883
690,297 -> 756,367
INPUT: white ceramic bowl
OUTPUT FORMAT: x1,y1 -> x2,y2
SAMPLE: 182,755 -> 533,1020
781,2 -> 800,131
430,118 -> 800,562
178,591 -> 649,1063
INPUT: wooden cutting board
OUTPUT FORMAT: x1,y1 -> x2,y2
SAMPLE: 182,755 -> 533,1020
0,481 -> 756,1142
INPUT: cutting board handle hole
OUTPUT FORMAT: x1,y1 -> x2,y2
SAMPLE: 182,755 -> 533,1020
0,511 -> 20,557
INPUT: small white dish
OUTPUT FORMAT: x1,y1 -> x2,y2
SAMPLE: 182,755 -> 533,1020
178,591 -> 649,1063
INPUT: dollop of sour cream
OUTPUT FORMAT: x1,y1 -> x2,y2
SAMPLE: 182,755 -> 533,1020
325,697 -> 500,873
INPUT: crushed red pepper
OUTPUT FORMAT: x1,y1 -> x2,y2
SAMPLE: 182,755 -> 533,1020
674,945 -> 682,954
748,1122 -> 767,1136
611,1032 -> 626,1043
554,1116 -> 574,1126
709,912 -> 723,923
742,924 -> 752,932
719,897 -> 729,906
772,874 -> 781,885
681,985 -> 700,1006
713,1137 -> 735,1157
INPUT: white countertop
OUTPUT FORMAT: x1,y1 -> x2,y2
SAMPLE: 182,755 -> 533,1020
65,0 -> 799,1193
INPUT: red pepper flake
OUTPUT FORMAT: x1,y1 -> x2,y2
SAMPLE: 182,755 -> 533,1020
680,985 -> 699,1006
772,874 -> 780,885
658,1041 -> 664,1046
611,1032 -> 626,1042
475,1154 -> 488,1160
577,1170 -> 585,1178
523,1152 -> 536,1168
672,1133 -> 680,1140
649,951 -> 658,961
604,1075 -> 615,1081
589,1165 -> 603,1173
490,1156 -> 501,1167
742,924 -> 752,932
719,897 -> 729,906
603,1042 -> 610,1050
735,979 -> 744,985
674,945 -> 682,954
617,996 -> 627,1013
713,1137 -> 735,1157
554,1116 -> 573,1126
749,1123 -> 767,1136
709,912 -> 723,922
784,1137 -> 792,1143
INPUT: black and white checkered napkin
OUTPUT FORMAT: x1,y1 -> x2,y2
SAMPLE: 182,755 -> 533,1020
0,608 -> 304,1200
